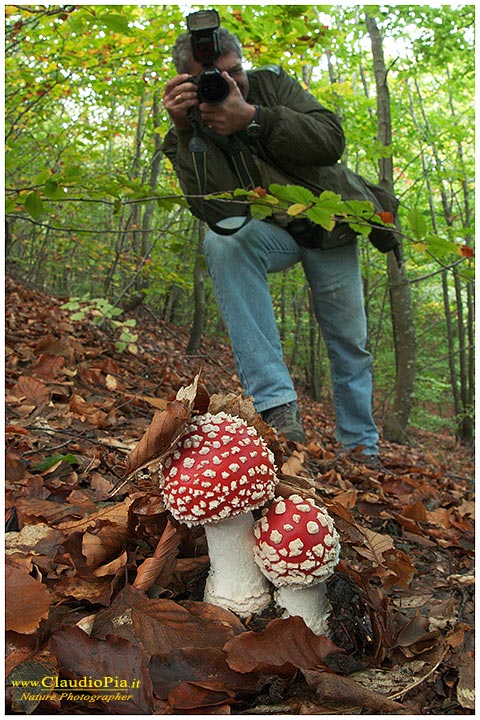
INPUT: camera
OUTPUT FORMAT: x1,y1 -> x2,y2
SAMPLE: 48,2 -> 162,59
186,9 -> 229,104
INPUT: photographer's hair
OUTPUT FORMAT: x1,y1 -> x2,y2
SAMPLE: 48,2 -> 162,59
172,27 -> 243,73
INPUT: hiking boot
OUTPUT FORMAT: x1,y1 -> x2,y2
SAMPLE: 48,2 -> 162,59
262,401 -> 306,443
357,453 -> 383,469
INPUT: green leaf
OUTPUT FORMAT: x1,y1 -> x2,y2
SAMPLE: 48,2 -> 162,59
407,208 -> 428,239
60,299 -> 81,311
305,205 -> 336,230
63,165 -> 83,181
43,178 -> 62,199
120,329 -> 138,342
5,196 -> 17,213
34,169 -> 53,185
269,184 -> 315,205
24,191 -> 44,219
251,203 -> 274,220
341,199 -> 376,219
424,233 -> 459,258
33,454 -> 78,473
156,196 -> 188,211
316,190 -> 343,210
101,13 -> 132,35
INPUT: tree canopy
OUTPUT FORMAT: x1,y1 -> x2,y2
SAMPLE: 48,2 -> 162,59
5,4 -> 475,441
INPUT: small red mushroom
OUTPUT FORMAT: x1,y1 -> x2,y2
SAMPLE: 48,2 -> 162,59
161,411 -> 278,616
253,493 -> 340,635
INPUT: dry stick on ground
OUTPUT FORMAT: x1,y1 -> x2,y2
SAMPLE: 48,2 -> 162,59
302,669 -> 414,715
388,652 -> 447,701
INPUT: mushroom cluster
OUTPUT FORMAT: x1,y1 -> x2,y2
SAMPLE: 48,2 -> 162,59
253,494 -> 341,635
161,411 -> 278,616
158,411 -> 341,634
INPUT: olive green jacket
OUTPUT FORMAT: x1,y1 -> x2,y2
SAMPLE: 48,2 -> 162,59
162,65 -> 398,231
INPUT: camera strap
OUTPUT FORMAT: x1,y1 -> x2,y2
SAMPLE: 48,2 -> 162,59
188,122 -> 256,236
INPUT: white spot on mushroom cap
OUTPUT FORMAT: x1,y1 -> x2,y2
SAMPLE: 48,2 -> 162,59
269,529 -> 282,544
288,538 -> 304,556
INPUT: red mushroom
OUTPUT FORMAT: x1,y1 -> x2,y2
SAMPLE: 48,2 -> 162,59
161,411 -> 278,616
253,494 -> 340,635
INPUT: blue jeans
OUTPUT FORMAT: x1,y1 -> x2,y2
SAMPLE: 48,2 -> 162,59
203,218 -> 378,455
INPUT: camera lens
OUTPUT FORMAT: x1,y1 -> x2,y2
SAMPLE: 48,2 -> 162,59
198,68 -> 229,103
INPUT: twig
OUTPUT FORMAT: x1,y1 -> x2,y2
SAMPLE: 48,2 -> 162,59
388,655 -> 446,700
22,426 -> 131,453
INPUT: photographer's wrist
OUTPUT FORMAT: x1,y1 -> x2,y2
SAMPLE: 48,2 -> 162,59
245,104 -> 262,137
245,104 -> 257,124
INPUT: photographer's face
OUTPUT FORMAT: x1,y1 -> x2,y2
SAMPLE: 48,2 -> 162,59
189,52 -> 249,99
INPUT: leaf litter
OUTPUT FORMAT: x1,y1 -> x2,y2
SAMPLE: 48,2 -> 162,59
4,276 -> 474,714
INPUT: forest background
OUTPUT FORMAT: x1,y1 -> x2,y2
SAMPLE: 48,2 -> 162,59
5,3 -> 475,446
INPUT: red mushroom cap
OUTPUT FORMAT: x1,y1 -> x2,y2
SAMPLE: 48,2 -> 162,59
253,494 -> 340,587
162,412 -> 277,526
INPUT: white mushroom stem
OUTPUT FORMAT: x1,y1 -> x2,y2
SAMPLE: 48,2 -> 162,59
274,581 -> 331,636
203,512 -> 271,617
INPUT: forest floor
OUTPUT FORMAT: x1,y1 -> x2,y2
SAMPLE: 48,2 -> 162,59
5,275 -> 475,716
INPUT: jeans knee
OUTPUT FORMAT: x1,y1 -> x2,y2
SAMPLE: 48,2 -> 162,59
203,231 -> 239,271
203,230 -> 222,260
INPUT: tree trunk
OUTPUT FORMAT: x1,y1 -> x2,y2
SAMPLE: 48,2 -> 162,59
186,221 -> 206,354
365,12 -> 416,443
307,290 -> 323,401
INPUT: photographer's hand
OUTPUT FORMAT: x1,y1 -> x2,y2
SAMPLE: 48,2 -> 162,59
163,74 -> 199,129
199,72 -> 256,136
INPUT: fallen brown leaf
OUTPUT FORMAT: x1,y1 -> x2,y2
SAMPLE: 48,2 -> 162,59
150,646 -> 259,701
133,519 -> 180,591
124,400 -> 191,478
49,625 -> 154,713
132,598 -> 245,656
5,564 -> 52,633
167,681 -> 236,710
224,616 -> 344,676
11,375 -> 50,406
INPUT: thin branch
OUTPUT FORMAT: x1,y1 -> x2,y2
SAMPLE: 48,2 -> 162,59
409,257 -> 469,284
388,654 -> 447,701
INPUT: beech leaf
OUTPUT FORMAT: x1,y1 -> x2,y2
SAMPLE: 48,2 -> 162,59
150,646 -> 259,700
224,616 -> 343,675
353,527 -> 395,566
131,598 -> 244,656
49,626 -> 154,713
124,375 -> 201,477
133,519 -> 180,591
12,375 -> 49,406
6,564 -> 52,633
